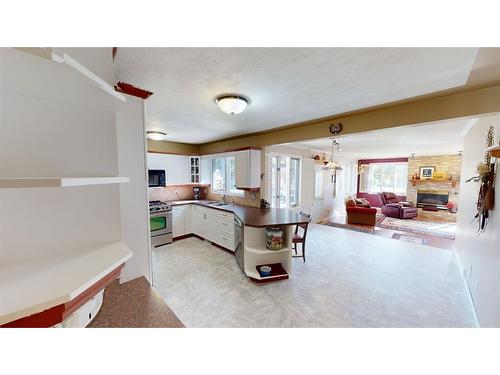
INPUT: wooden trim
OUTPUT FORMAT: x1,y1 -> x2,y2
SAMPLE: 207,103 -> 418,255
173,233 -> 195,241
115,81 -> 154,99
148,150 -> 201,156
1,264 -> 124,328
356,158 -> 409,197
211,242 -> 236,255
200,146 -> 262,156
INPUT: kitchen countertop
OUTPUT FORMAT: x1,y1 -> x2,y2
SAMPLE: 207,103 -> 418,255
88,277 -> 184,328
165,199 -> 310,228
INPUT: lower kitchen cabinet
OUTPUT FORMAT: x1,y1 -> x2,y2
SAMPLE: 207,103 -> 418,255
188,204 -> 236,252
172,206 -> 186,238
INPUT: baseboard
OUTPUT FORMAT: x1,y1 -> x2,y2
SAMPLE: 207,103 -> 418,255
455,253 -> 480,328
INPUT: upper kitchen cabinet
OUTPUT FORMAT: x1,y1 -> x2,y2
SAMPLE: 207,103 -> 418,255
147,153 -> 190,184
235,149 -> 261,190
166,155 -> 190,184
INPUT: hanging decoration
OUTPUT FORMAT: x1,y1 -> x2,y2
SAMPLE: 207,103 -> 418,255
323,139 -> 343,197
465,125 -> 496,234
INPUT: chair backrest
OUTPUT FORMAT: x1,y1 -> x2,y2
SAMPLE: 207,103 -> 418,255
297,211 -> 311,233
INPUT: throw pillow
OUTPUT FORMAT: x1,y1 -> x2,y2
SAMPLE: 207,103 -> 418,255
346,198 -> 357,207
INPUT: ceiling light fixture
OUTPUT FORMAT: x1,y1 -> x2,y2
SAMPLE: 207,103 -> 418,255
147,130 -> 167,141
216,95 -> 249,114
324,139 -> 343,171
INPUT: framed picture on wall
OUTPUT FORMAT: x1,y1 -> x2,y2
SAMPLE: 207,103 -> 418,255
419,166 -> 435,180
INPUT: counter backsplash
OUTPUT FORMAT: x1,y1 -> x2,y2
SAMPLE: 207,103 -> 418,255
206,187 -> 261,208
149,184 -> 208,202
148,185 -> 261,207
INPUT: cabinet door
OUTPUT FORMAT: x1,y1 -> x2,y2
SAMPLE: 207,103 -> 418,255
147,153 -> 167,170
172,207 -> 185,237
192,210 -> 204,238
166,155 -> 190,184
184,204 -> 192,234
235,150 -> 261,189
235,151 -> 250,188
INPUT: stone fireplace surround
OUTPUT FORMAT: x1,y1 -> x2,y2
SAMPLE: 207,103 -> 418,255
407,154 -> 462,223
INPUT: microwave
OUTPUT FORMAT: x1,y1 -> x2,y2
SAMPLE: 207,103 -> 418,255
148,169 -> 166,187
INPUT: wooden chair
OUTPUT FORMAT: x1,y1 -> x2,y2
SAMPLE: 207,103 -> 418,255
292,211 -> 310,262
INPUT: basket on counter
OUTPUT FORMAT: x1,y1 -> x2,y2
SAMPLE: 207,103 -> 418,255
265,226 -> 284,250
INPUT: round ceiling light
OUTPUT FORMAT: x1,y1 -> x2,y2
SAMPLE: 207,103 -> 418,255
147,130 -> 167,141
215,95 -> 249,114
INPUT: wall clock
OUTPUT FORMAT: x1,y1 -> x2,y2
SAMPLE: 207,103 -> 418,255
329,122 -> 343,135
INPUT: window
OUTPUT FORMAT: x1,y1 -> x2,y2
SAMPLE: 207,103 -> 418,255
314,168 -> 323,198
289,158 -> 300,206
342,163 -> 358,196
359,162 -> 408,194
212,156 -> 243,196
212,157 -> 226,191
268,155 -> 301,208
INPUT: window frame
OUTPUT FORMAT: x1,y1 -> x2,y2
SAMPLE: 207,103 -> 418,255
359,161 -> 408,195
288,157 -> 300,207
211,156 -> 244,197
314,166 -> 323,199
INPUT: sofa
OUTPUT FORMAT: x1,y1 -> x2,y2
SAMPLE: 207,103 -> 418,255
345,197 -> 378,226
379,192 -> 418,219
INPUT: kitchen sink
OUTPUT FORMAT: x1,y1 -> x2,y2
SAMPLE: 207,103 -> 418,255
205,202 -> 227,207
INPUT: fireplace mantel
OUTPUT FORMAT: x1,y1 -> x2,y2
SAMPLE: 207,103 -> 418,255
410,179 -> 459,188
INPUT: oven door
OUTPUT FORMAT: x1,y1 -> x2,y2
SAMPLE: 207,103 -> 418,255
150,210 -> 173,247
150,211 -> 171,235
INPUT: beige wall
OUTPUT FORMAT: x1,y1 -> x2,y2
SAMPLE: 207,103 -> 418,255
456,113 -> 500,327
148,139 -> 200,155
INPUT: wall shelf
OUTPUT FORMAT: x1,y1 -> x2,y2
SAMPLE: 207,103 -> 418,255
0,177 -> 130,189
13,48 -> 126,103
0,241 -> 132,325
486,145 -> 500,158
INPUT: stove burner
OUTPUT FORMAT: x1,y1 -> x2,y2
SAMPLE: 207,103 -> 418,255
148,200 -> 171,212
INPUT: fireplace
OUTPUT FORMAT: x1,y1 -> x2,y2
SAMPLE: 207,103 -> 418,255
417,189 -> 449,209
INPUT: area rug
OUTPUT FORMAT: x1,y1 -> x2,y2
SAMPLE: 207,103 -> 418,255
324,221 -> 376,234
391,233 -> 430,246
379,217 -> 456,240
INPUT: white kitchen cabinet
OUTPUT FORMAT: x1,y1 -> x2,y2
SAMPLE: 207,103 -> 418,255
147,153 -> 166,170
165,155 -> 190,184
147,153 -> 190,184
172,206 -> 186,238
184,204 -> 192,234
235,149 -> 261,190
189,205 -> 236,251
192,205 -> 205,238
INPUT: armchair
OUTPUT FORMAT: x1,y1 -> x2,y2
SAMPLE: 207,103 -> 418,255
345,197 -> 378,226
380,192 -> 418,219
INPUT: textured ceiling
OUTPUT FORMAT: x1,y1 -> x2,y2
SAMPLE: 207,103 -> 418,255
114,48 -> 479,144
286,118 -> 476,159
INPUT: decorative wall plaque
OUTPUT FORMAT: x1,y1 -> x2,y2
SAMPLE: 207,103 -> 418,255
329,122 -> 343,135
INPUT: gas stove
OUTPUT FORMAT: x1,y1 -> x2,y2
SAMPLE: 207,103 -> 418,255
149,200 -> 172,213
